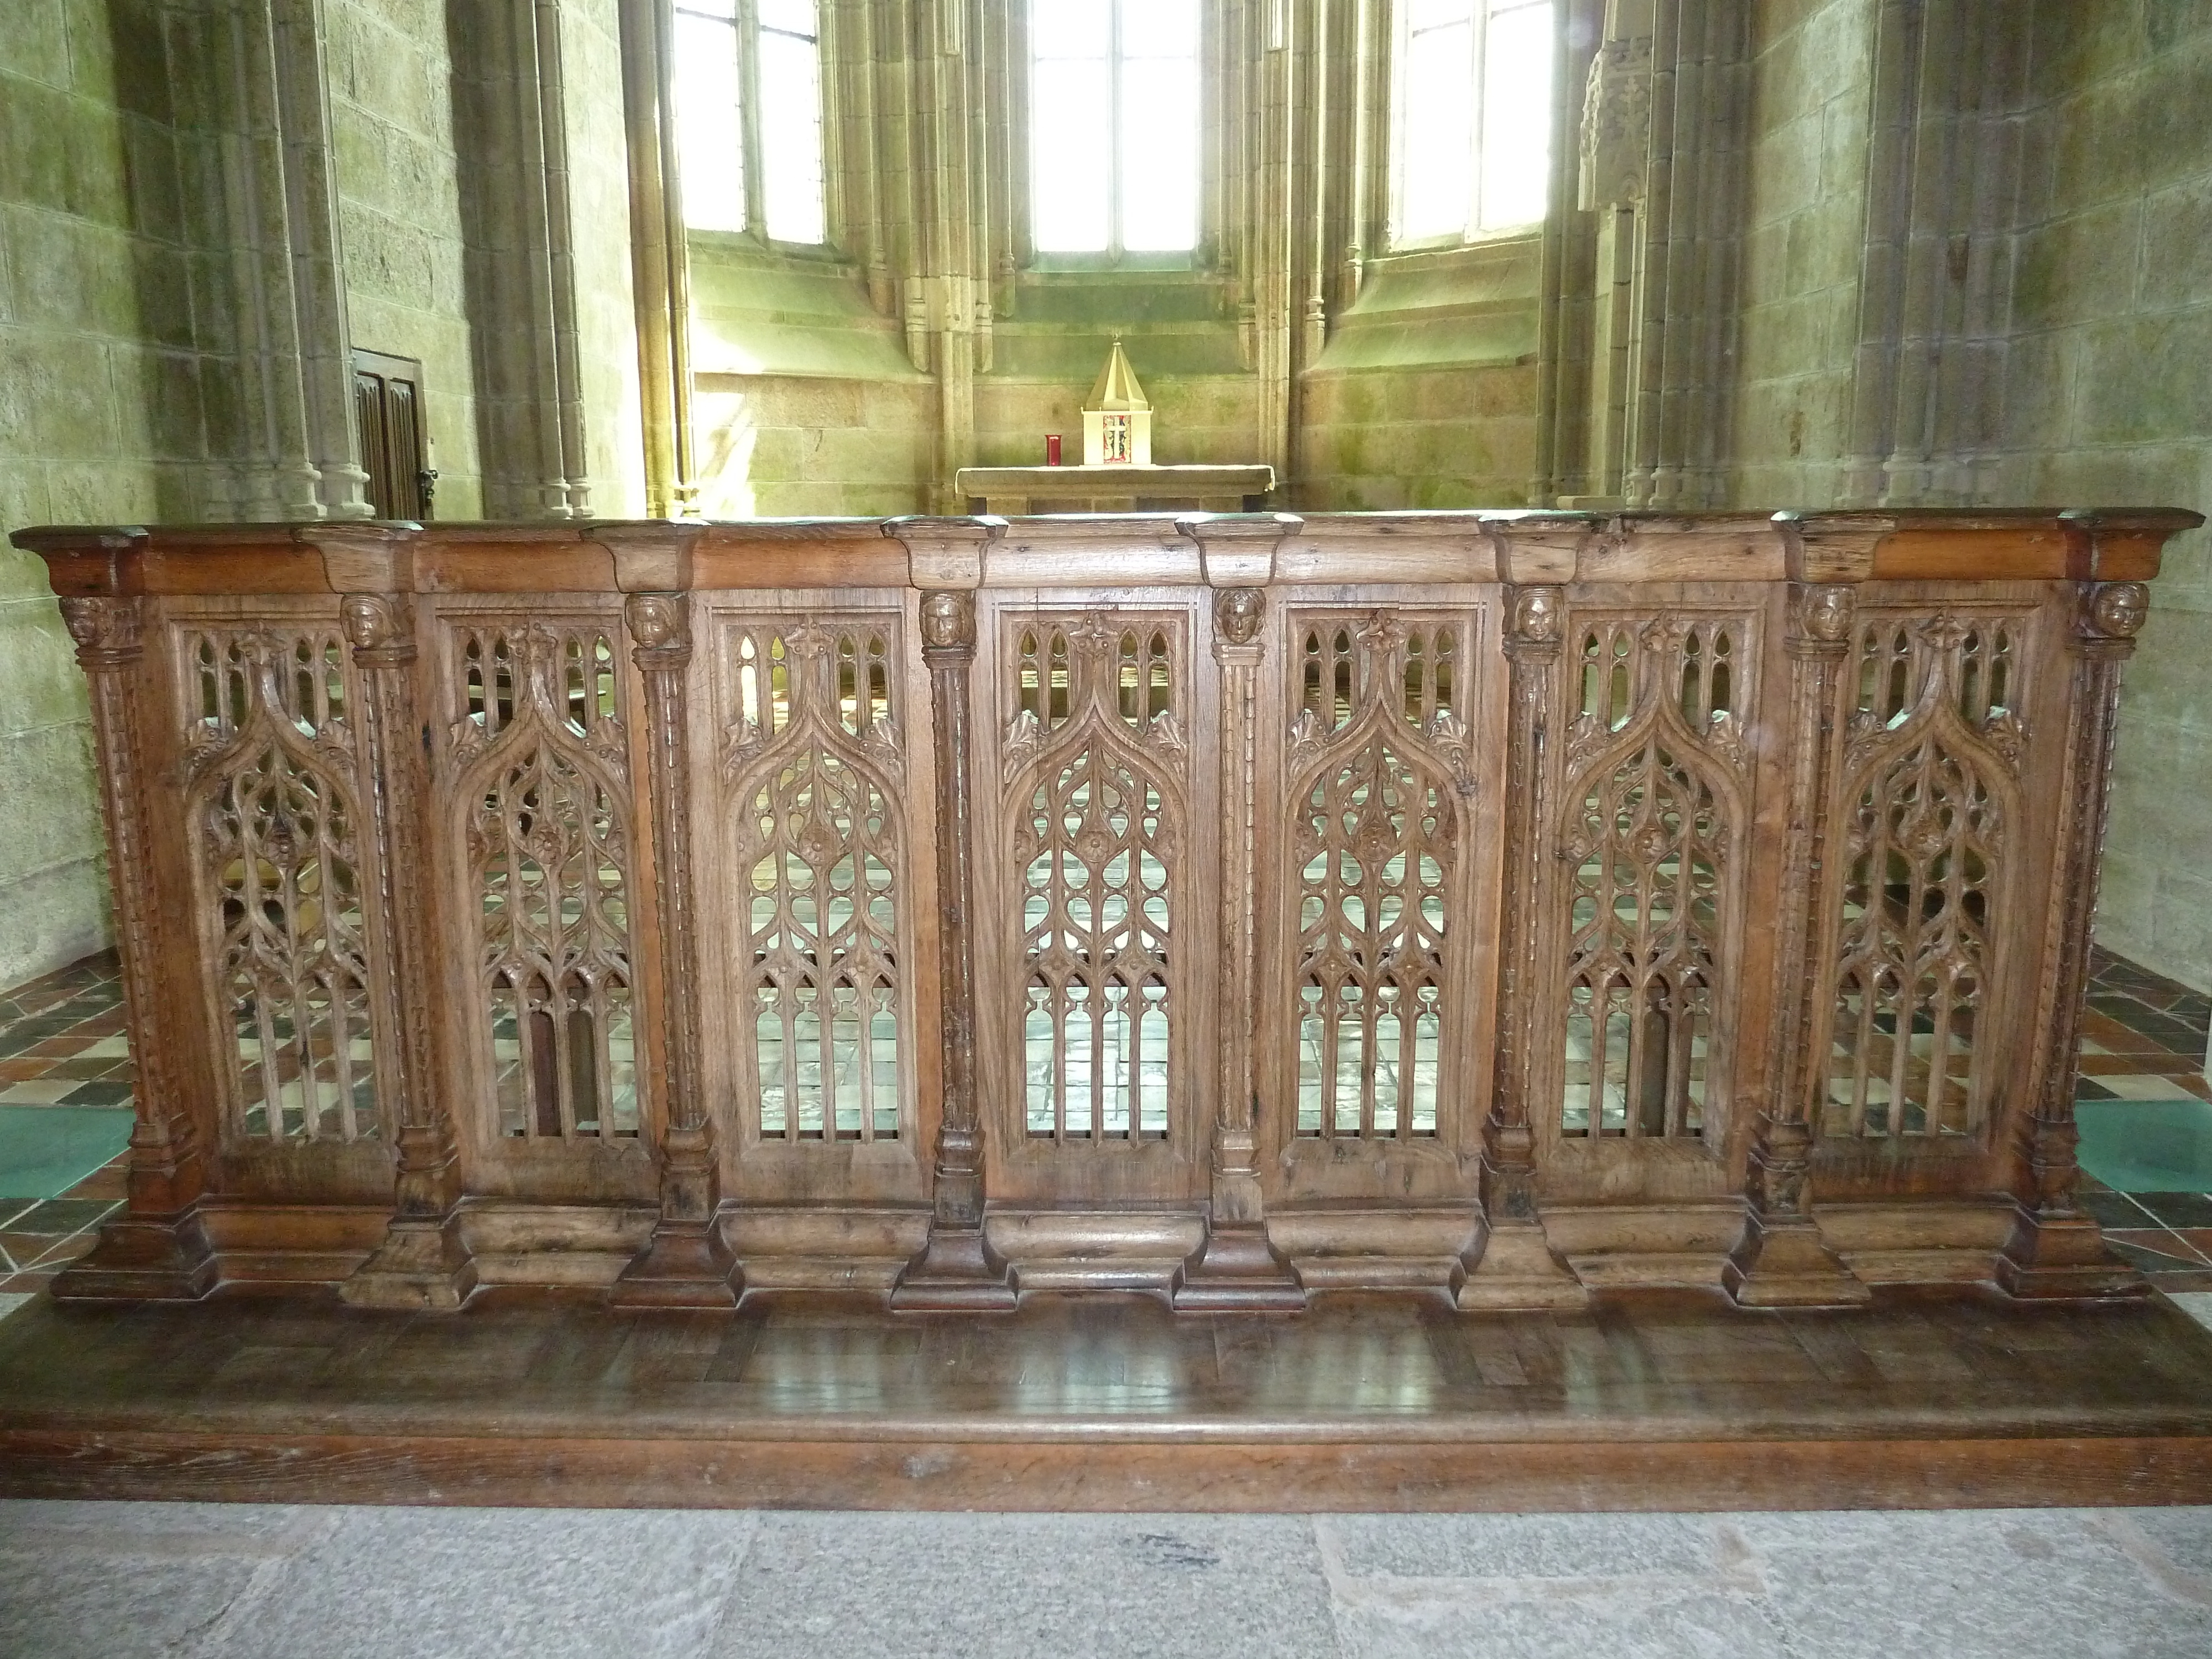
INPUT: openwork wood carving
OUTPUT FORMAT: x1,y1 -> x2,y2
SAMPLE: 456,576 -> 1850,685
179,625 -> 380,1145
1003,612 -> 1188,1142
447,619 -> 639,1142
721,615 -> 907,1143
1284,612 -> 1474,1140
1823,614 -> 2030,1141
1557,616 -> 1748,1141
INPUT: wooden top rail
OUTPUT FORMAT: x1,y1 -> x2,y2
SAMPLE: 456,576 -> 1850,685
13,508 -> 2198,597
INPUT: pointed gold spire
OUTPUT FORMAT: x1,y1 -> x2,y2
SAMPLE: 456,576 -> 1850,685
1085,339 -> 1150,411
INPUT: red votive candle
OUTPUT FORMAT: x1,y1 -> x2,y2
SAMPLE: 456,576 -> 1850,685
1045,433 -> 1062,466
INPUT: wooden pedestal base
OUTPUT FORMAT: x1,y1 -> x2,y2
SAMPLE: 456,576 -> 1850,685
1723,1217 -> 1872,1308
1455,1223 -> 1588,1310
889,1225 -> 1018,1311
1172,1225 -> 1306,1311
609,1222 -> 742,1309
341,1216 -> 479,1311
1997,1209 -> 2149,1300
49,1210 -> 217,1302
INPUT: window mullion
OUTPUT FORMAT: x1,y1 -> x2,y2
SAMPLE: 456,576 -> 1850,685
1467,4 -> 1488,239
740,0 -> 768,238
1109,0 -> 1125,262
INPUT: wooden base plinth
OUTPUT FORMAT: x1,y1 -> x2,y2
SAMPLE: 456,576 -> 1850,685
889,1225 -> 1018,1311
49,1211 -> 217,1302
1455,1224 -> 1588,1310
609,1223 -> 742,1310
1997,1209 -> 2150,1300
4,1289 -> 2211,1511
1172,1226 -> 1306,1311
341,1217 -> 479,1311
1723,1217 -> 1873,1309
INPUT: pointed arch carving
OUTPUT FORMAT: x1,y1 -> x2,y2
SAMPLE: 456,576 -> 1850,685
720,614 -> 909,1144
1001,611 -> 1190,1143
445,617 -> 640,1144
1823,614 -> 2030,1142
178,623 -> 382,1146
1555,613 -> 1753,1142
1282,611 -> 1475,1140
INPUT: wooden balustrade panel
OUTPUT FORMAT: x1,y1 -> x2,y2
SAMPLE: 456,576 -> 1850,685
10,510 -> 2195,1305
427,597 -> 658,1205
695,589 -> 936,1207
166,599 -> 397,1203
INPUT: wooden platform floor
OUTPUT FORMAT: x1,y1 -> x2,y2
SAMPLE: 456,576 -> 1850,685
3,1286 -> 2211,1512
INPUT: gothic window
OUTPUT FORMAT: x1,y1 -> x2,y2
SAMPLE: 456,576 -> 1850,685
1029,0 -> 1201,257
182,628 -> 379,1146
1557,618 -> 1745,1141
450,622 -> 640,1142
1286,614 -> 1474,1139
676,0 -> 827,245
1823,617 -> 2026,1140
724,619 -> 906,1143
1005,614 -> 1188,1141
1392,0 -> 1554,244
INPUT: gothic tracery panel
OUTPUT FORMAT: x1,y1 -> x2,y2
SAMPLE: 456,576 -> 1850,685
1004,613 -> 1188,1142
447,618 -> 640,1142
1557,616 -> 1749,1141
179,625 -> 380,1145
722,617 -> 906,1143
1823,614 -> 2028,1141
1285,613 -> 1475,1140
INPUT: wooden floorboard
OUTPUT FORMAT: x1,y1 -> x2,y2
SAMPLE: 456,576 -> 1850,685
2,1286 -> 2209,1511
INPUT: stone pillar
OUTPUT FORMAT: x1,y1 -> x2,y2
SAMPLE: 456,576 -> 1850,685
1998,579 -> 2153,1299
612,592 -> 740,1306
1725,578 -> 1871,1307
339,593 -> 478,1310
893,589 -> 1016,1308
51,597 -> 216,1301
1460,582 -> 1585,1308
1176,585 -> 1305,1309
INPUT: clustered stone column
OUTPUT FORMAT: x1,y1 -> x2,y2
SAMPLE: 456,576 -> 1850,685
1724,581 -> 1870,1307
614,592 -> 742,1306
1999,578 -> 2153,1299
52,596 -> 216,1300
339,593 -> 477,1310
1460,583 -> 1585,1309
1175,587 -> 1304,1310
893,589 -> 1017,1308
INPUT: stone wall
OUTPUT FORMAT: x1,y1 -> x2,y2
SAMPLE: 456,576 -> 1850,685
1731,0 -> 1875,507
0,0 -> 190,986
328,0 -> 480,515
2003,0 -> 2212,988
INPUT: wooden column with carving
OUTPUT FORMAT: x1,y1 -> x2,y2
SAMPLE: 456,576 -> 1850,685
51,595 -> 217,1300
1175,586 -> 1305,1309
893,589 -> 1017,1308
1998,576 -> 2153,1298
613,592 -> 740,1305
1460,582 -> 1585,1308
339,592 -> 477,1309
1725,570 -> 1872,1307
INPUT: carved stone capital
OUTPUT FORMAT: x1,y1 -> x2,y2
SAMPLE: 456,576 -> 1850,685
625,592 -> 692,668
920,589 -> 975,657
1213,587 -> 1265,648
59,595 -> 144,669
341,594 -> 415,666
1506,585 -> 1564,650
2082,581 -> 2149,641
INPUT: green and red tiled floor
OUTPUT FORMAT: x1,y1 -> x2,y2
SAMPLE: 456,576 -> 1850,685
3,945 -> 2211,1298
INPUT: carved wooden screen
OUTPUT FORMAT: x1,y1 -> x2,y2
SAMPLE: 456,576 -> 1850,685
1280,612 -> 1478,1141
1554,613 -> 1752,1144
719,614 -> 910,1145
178,619 -> 383,1146
1822,612 -> 2028,1141
444,615 -> 641,1145
994,609 -> 1193,1156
